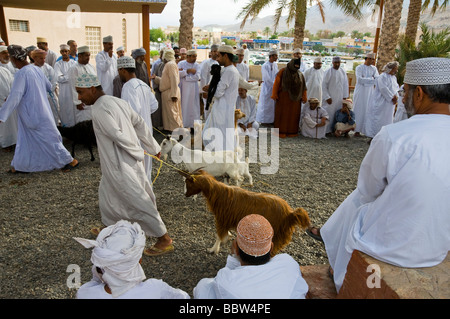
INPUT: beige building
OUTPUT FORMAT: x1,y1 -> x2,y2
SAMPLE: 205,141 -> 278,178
3,7 -> 146,66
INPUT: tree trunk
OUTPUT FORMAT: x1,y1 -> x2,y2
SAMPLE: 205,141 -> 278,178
178,0 -> 194,50
293,0 -> 307,49
376,0 -> 404,72
405,0 -> 422,44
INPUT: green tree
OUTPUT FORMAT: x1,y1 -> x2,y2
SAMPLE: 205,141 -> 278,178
396,22 -> 450,84
150,28 -> 166,43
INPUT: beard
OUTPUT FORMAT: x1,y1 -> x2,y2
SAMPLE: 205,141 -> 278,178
404,88 -> 416,118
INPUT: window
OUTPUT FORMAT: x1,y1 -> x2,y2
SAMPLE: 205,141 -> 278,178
122,19 -> 127,52
85,26 -> 101,57
9,20 -> 30,32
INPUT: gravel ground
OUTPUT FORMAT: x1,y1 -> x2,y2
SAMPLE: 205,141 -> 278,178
0,128 -> 370,299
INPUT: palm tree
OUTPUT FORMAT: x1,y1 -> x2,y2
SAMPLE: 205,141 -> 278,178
376,0 -> 404,72
405,0 -> 448,44
235,0 -> 371,49
396,22 -> 450,83
178,0 -> 195,50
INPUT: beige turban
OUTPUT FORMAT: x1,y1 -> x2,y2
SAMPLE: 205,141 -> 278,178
365,52 -> 376,59
187,49 -> 197,56
31,49 -> 47,58
218,45 -> 234,54
309,97 -> 320,104
36,37 -> 47,43
163,49 -> 175,61
235,48 -> 245,55
342,99 -> 353,109
314,57 -> 322,63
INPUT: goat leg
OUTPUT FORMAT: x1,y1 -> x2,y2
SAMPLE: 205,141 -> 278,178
207,231 -> 231,254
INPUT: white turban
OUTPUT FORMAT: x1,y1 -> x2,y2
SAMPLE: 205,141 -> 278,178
404,57 -> 450,85
187,49 -> 197,56
382,61 -> 399,73
116,46 -> 124,52
73,220 -> 146,298
78,46 -> 90,54
314,57 -> 322,63
59,44 -> 70,51
117,56 -> 136,69
0,45 -> 7,53
269,49 -> 278,56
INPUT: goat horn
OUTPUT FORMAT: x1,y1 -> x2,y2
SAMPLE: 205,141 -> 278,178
177,169 -> 192,179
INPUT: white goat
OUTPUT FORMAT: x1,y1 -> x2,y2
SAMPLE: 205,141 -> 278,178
160,136 -> 252,186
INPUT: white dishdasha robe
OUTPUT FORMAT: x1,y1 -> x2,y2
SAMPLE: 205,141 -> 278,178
91,95 -> 166,237
321,114 -> 450,293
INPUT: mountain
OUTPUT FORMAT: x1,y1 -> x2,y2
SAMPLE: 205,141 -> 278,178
202,1 -> 450,35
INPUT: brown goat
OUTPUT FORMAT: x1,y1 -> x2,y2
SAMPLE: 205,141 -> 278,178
178,169 -> 311,255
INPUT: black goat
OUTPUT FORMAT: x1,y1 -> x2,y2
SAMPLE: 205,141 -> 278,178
57,120 -> 97,161
205,64 -> 222,111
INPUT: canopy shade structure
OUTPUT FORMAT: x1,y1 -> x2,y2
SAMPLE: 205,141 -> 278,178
0,0 -> 167,76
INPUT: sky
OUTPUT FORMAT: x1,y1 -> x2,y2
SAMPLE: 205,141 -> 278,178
149,0 -> 279,29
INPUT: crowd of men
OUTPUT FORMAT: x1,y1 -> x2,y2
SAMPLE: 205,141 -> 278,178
0,34 -> 449,300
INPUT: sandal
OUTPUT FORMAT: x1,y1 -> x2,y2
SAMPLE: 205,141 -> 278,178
306,227 -> 323,242
144,244 -> 174,257
62,159 -> 79,172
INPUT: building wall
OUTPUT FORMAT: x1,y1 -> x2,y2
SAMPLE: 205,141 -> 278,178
4,7 -> 143,67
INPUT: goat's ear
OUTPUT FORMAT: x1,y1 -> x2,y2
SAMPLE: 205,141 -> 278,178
178,134 -> 184,142
165,135 -> 171,140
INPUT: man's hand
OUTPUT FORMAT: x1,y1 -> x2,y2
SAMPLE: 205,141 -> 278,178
156,152 -> 161,159
202,85 -> 209,92
318,117 -> 327,127
239,123 -> 246,131
108,49 -> 113,58
202,92 -> 208,99
392,95 -> 398,104
76,103 -> 85,110
171,97 -> 178,102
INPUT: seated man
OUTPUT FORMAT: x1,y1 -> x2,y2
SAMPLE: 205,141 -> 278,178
334,99 -> 355,137
306,57 -> 450,294
193,214 -> 309,299
301,97 -> 329,139
236,86 -> 259,138
74,220 -> 190,299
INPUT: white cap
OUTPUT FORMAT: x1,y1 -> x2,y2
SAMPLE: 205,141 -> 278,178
117,56 -> 136,69
75,73 -> 100,88
404,57 -> 450,85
